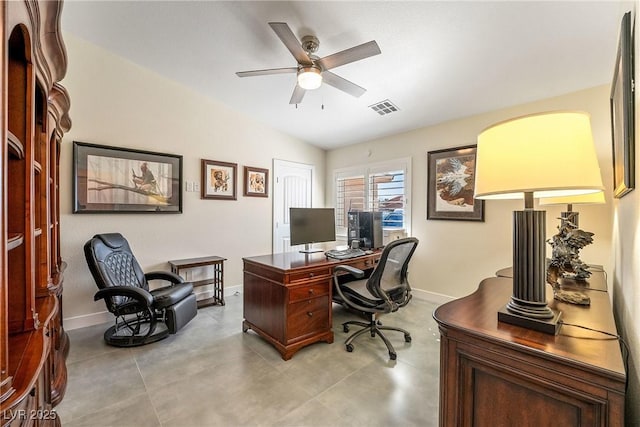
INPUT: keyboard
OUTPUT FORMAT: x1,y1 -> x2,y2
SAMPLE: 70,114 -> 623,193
325,248 -> 366,260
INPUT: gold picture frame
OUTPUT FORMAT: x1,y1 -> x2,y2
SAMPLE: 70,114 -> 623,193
610,11 -> 635,198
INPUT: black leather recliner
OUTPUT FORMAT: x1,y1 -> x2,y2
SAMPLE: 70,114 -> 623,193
84,233 -> 197,347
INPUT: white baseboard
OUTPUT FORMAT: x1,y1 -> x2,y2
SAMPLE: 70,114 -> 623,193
63,284 -> 246,331
63,285 -> 451,331
64,311 -> 112,331
411,288 -> 455,305
224,284 -> 242,295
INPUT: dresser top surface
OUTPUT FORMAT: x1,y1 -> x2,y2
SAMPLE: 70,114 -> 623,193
434,275 -> 626,379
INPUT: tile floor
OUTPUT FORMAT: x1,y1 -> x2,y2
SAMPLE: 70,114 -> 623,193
56,293 -> 441,427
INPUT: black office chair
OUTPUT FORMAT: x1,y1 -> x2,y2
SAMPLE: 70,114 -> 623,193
332,237 -> 419,360
84,233 -> 198,347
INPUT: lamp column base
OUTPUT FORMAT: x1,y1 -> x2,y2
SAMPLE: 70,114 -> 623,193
504,208 -> 561,335
498,304 -> 562,335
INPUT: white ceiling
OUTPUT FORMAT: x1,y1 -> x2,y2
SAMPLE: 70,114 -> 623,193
61,1 -> 633,150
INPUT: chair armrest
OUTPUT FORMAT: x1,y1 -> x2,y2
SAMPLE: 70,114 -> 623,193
145,270 -> 184,284
94,286 -> 154,307
333,265 -> 365,279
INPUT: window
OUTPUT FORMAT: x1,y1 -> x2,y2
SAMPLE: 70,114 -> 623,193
334,158 -> 411,237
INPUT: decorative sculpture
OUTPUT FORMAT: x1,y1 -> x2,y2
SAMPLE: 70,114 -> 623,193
547,212 -> 595,305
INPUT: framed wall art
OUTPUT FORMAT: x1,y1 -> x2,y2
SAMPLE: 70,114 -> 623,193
244,166 -> 269,197
73,141 -> 182,213
202,159 -> 237,200
427,145 -> 484,221
610,11 -> 635,198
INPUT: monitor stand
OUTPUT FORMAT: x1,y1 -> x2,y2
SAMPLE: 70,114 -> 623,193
299,243 -> 323,254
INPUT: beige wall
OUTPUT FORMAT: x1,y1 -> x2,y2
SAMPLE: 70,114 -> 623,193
60,34 -> 326,327
613,3 -> 639,423
327,85 -> 614,301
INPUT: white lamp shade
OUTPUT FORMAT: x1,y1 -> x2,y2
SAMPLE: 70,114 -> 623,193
474,111 -> 604,200
539,191 -> 605,206
297,67 -> 322,90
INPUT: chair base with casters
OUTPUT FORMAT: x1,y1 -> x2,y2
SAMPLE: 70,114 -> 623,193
85,233 -> 198,347
333,237 -> 419,360
342,313 -> 411,360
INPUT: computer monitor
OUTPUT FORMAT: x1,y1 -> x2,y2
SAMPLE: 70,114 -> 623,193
289,207 -> 336,253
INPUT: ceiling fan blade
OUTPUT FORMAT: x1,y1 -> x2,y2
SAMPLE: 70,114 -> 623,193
269,22 -> 312,66
236,67 -> 297,77
317,40 -> 381,70
322,71 -> 366,97
290,84 -> 306,104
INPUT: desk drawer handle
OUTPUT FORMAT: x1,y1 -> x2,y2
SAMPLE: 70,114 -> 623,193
307,311 -> 313,317
309,273 -> 315,278
308,289 -> 315,295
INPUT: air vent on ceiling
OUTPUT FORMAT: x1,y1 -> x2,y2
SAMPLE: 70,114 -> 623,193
369,99 -> 399,116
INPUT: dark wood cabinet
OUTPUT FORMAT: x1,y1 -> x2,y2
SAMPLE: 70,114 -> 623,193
1,1 -> 71,425
242,251 -> 380,360
433,270 -> 626,427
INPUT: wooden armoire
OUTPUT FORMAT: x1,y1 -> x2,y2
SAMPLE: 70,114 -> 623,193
1,0 -> 71,425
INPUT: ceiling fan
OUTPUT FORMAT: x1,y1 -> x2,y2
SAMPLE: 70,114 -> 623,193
236,22 -> 381,104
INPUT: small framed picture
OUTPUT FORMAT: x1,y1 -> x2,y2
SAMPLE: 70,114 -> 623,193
243,166 -> 269,197
427,145 -> 484,221
202,159 -> 237,200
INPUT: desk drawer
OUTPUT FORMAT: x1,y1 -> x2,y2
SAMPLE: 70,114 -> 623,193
347,256 -> 379,272
289,282 -> 329,303
288,267 -> 331,283
287,296 -> 329,340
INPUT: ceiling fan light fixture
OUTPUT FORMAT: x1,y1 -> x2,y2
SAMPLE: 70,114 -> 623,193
297,66 -> 322,90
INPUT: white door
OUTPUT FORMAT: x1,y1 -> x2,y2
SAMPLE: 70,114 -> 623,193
273,159 -> 313,253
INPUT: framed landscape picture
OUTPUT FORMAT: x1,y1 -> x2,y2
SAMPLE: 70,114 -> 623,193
427,145 -> 484,221
73,141 -> 182,213
202,159 -> 237,200
243,166 -> 269,197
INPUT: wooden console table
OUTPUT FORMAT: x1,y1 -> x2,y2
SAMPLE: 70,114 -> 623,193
243,251 -> 380,360
169,255 -> 226,308
433,270 -> 626,426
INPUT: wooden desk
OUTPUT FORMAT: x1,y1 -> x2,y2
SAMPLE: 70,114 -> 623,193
242,251 -> 380,360
433,271 -> 626,426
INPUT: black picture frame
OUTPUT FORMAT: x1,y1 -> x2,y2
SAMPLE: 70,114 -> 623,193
610,11 -> 635,199
73,141 -> 183,213
427,145 -> 484,221
201,159 -> 237,200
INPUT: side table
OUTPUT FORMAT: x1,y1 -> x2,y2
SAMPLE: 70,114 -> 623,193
168,255 -> 226,308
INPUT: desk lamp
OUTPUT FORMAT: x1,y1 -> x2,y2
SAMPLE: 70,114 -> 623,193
539,191 -> 605,282
474,111 -> 604,334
